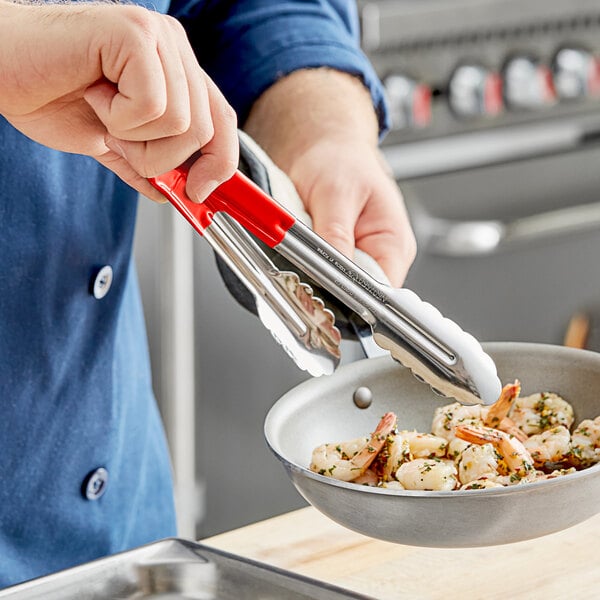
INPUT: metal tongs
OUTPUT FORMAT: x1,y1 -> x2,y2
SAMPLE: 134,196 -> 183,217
150,164 -> 502,406
149,160 -> 341,377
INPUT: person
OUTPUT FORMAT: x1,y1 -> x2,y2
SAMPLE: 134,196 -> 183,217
0,0 -> 416,588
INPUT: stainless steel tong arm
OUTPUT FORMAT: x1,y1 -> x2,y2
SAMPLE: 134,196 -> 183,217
207,214 -> 307,338
275,220 -> 502,406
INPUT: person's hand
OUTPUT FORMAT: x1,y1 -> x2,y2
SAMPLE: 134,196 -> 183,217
0,0 -> 237,202
243,68 -> 416,287
279,138 -> 414,287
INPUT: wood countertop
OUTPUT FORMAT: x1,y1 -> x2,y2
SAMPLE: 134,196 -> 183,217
203,506 -> 600,599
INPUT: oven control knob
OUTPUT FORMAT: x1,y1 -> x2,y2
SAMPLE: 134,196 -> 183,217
553,47 -> 600,99
383,74 -> 432,130
448,64 -> 503,118
503,56 -> 557,109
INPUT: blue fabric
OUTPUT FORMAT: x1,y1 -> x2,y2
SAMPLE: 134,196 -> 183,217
0,0 -> 388,589
173,0 -> 390,136
0,126 -> 177,588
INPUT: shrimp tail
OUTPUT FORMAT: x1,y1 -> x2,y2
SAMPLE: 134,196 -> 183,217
484,379 -> 521,428
350,412 -> 397,472
499,417 -> 528,442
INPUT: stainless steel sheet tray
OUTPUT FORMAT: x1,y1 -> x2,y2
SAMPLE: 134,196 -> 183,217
0,538 -> 372,599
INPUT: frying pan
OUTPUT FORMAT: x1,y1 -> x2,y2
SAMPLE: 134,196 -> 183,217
264,342 -> 600,547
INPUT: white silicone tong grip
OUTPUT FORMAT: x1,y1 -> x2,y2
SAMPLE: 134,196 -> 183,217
389,288 -> 502,405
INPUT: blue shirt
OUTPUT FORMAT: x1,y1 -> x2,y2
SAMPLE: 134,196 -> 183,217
0,0 -> 386,588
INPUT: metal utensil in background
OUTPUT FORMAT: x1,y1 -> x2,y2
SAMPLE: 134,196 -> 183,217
150,168 -> 501,406
149,172 -> 341,377
409,198 -> 600,257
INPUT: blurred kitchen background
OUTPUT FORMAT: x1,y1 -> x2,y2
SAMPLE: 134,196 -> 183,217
134,0 -> 600,539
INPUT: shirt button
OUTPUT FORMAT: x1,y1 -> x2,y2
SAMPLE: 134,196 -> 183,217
92,266 -> 113,299
82,467 -> 109,500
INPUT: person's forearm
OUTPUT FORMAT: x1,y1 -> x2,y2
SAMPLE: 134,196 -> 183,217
243,68 -> 380,171
243,66 -> 416,287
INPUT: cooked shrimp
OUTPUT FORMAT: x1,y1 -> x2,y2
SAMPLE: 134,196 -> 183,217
310,386 -> 596,492
447,437 -> 472,462
523,425 -> 572,467
484,380 -> 521,428
535,467 -> 577,481
432,381 -> 527,443
509,392 -> 574,436
431,402 -> 485,441
483,380 -> 528,442
377,435 -> 412,481
398,430 -> 448,458
353,469 -> 380,486
569,416 -> 600,467
455,424 -> 535,481
310,412 -> 397,482
457,442 -> 499,485
375,430 -> 448,481
395,458 -> 458,491
380,480 -> 405,490
496,417 -> 529,443
460,476 -> 505,490
453,403 -> 526,483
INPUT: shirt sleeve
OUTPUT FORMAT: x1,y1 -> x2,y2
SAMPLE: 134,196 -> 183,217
170,0 -> 390,138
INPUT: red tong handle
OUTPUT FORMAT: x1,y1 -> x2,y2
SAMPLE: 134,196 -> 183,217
149,160 -> 296,248
148,157 -> 211,236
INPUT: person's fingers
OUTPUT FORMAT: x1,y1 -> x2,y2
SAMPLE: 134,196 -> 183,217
3,2 -> 237,196
103,74 -> 236,181
305,176 -> 361,262
103,116 -> 206,178
186,78 -> 239,202
91,20 -> 237,182
96,149 -> 169,204
86,16 -> 196,143
306,177 -> 416,287
353,182 -> 416,287
298,155 -> 416,287
83,13 -> 170,135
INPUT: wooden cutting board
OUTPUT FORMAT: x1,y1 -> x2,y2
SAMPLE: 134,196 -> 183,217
203,506 -> 600,599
